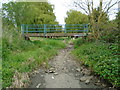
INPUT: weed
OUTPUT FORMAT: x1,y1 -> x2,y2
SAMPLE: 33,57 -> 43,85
72,40 -> 119,87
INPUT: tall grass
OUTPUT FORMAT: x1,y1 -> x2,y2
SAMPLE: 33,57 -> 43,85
2,29 -> 66,88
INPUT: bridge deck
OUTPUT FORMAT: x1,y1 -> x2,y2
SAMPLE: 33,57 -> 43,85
25,33 -> 87,37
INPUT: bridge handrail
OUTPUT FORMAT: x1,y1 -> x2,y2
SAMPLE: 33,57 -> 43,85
21,24 -> 89,36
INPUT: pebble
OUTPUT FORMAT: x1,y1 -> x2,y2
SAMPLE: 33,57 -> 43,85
36,83 -> 41,88
34,71 -> 39,74
54,72 -> 58,75
80,76 -> 93,82
76,68 -> 81,72
52,76 -> 55,79
49,70 -> 55,73
94,82 -> 101,86
85,79 -> 90,84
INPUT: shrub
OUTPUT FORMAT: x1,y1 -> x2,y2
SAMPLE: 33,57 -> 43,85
72,41 -> 119,87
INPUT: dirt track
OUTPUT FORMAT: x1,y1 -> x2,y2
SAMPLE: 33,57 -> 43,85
28,43 -> 109,88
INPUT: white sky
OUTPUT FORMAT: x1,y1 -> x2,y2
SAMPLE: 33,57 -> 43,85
48,0 -> 118,24
1,0 -> 119,24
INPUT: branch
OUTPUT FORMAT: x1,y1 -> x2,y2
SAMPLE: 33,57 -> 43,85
105,1 -> 118,13
103,0 -> 112,11
74,1 -> 89,14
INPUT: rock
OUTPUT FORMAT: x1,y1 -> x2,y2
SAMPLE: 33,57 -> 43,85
45,70 -> 49,73
54,73 -> 58,75
76,68 -> 81,72
52,76 -> 55,79
80,76 -> 93,82
34,71 -> 39,74
97,80 -> 100,83
94,82 -> 101,86
102,83 -> 106,87
85,79 -> 90,84
82,69 -> 91,75
36,83 -> 41,88
80,77 -> 87,82
49,68 -> 55,71
48,68 -> 56,73
49,70 -> 55,73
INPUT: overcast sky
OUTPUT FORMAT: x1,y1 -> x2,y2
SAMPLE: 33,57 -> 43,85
1,0 -> 119,24
48,0 -> 118,24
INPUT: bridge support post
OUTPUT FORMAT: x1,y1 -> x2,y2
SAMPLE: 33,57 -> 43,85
21,24 -> 24,36
44,24 -> 46,37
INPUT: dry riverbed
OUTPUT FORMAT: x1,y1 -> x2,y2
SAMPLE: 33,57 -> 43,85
28,43 -> 113,89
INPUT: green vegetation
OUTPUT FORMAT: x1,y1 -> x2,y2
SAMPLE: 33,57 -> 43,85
68,1 -> 119,87
2,1 -> 65,88
65,10 -> 88,24
72,38 -> 119,87
2,0 -> 119,88
2,2 -> 58,29
2,29 -> 66,88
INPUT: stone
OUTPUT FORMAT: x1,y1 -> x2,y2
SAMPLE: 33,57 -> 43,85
94,82 -> 101,86
97,80 -> 100,83
54,73 -> 58,75
36,83 -> 41,88
34,71 -> 39,74
49,68 -> 55,71
52,76 -> 55,79
80,76 -> 93,82
76,68 -> 81,72
82,69 -> 91,75
45,70 -> 49,73
85,79 -> 90,84
102,84 -> 106,87
49,70 -> 54,73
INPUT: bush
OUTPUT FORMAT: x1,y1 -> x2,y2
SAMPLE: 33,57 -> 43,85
72,40 -> 119,87
100,21 -> 118,43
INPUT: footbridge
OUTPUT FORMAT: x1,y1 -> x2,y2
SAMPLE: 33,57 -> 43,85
21,24 -> 89,38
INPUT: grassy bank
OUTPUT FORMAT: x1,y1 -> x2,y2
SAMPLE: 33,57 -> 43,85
72,38 -> 119,87
2,29 -> 66,88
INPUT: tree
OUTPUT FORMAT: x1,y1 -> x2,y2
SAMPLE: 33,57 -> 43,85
65,10 -> 88,24
72,0 -> 118,39
2,2 -> 58,30
65,10 -> 88,33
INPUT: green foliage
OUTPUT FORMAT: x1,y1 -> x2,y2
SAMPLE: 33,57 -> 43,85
72,39 -> 119,87
65,10 -> 88,24
98,17 -> 118,43
2,2 -> 58,28
91,8 -> 109,23
2,28 -> 66,88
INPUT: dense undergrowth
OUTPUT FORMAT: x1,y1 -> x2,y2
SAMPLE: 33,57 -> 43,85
72,38 -> 119,87
2,29 -> 66,88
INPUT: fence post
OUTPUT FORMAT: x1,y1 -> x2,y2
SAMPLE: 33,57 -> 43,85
84,24 -> 88,36
64,24 -> 66,33
26,25 -> 28,34
44,24 -> 46,37
21,24 -> 24,36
